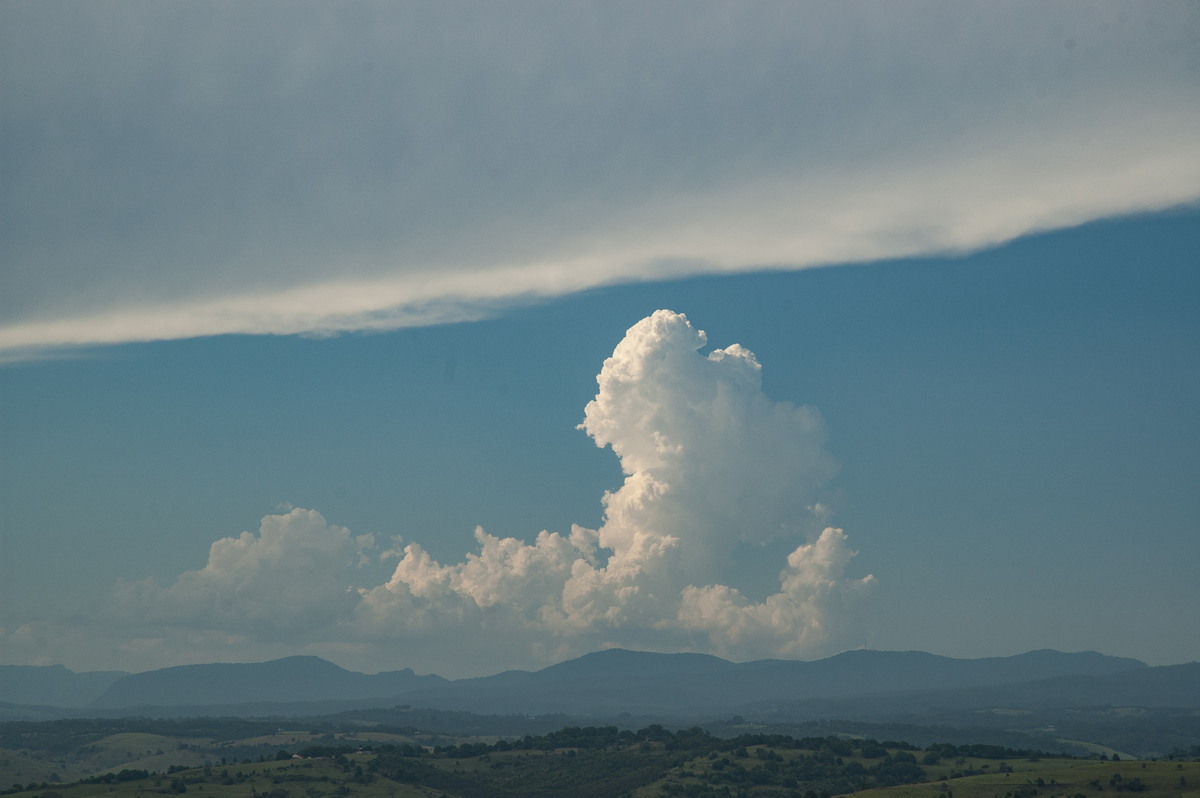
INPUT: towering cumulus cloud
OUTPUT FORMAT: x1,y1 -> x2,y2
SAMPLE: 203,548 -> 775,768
101,312 -> 871,672
355,311 -> 872,665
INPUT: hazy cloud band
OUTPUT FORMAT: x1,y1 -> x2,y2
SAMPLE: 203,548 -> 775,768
2,1 -> 1198,361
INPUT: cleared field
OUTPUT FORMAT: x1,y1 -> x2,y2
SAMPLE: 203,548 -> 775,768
3,718 -> 1197,798
853,760 -> 1200,798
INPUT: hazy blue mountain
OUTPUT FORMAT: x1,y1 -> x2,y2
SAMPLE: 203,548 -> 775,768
398,648 -> 1149,715
739,648 -> 1149,700
88,655 -> 446,709
0,664 -> 128,707
934,660 -> 1200,710
4,652 -> 1192,757
538,648 -> 735,679
744,661 -> 1200,720
11,648 -> 1170,718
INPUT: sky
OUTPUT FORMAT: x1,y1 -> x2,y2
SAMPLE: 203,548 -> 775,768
1,1 -> 1198,679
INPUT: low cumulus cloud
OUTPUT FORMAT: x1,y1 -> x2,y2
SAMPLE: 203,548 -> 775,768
100,311 -> 873,674
2,2 -> 1199,361
108,509 -> 375,636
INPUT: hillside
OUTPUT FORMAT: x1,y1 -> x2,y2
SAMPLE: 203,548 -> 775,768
1,720 -> 1197,798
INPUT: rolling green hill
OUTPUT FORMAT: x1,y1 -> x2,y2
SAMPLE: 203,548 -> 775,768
3,719 -> 1198,798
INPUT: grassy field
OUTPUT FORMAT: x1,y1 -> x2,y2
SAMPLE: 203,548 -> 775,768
0,728 -> 429,790
5,756 -> 435,798
0,732 -> 216,787
6,753 -> 1200,798
852,760 -> 1200,798
2,719 -> 1197,798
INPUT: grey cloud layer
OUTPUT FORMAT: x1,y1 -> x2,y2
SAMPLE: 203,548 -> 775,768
19,312 -> 872,675
2,1 -> 1198,359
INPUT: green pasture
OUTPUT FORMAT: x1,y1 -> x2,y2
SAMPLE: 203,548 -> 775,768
854,760 -> 1200,798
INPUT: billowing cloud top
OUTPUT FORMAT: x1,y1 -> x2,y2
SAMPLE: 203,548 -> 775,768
2,2 -> 1198,361
58,311 -> 873,674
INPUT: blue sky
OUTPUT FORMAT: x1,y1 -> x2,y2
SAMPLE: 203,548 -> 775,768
1,1 -> 1198,678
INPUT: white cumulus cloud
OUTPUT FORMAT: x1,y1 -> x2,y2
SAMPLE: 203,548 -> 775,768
108,508 -> 375,635
344,312 -> 869,669
92,312 -> 870,673
678,527 -> 875,660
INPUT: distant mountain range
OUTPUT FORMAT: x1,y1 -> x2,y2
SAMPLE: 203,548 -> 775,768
0,664 -> 129,708
87,656 -> 446,709
389,648 -> 1149,716
5,648 -> 1195,722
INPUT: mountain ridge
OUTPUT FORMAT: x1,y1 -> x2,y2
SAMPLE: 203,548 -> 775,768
2,647 -> 1162,714
0,664 -> 129,708
401,647 -> 1150,715
86,654 -> 447,709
